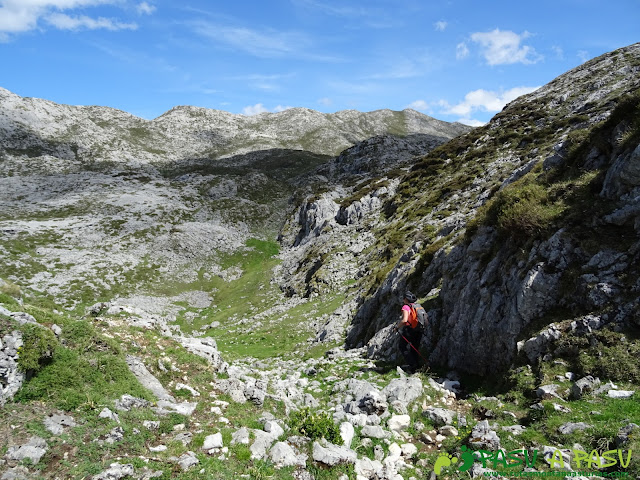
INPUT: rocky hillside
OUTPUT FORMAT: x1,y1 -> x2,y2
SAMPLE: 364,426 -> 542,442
0,87 -> 468,172
280,42 -> 640,377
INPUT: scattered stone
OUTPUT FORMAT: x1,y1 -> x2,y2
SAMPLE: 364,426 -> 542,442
361,425 -> 390,439
202,433 -> 223,451
340,422 -> 354,448
174,432 -> 193,446
44,413 -> 76,435
102,427 -> 125,444
231,427 -> 250,445
536,384 -> 562,400
439,425 -> 458,437
558,422 -> 592,435
607,390 -> 634,399
99,408 -> 120,423
388,415 -> 410,432
92,462 -> 134,480
382,377 -> 422,405
1,466 -> 31,480
5,437 -> 48,464
615,424 -> 639,447
401,443 -> 418,458
114,394 -> 152,411
422,407 -> 456,427
312,441 -> 357,466
175,383 -> 200,397
501,425 -> 526,435
176,451 -> 199,471
149,445 -> 167,453
469,420 -> 501,451
570,376 -> 600,399
269,442 -> 304,468
359,391 -> 388,415
143,421 -> 160,430
355,457 -> 383,478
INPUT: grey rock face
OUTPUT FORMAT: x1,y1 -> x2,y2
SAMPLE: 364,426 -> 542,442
0,330 -> 25,407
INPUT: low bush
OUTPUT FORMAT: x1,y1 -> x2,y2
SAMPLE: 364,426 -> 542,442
289,407 -> 341,443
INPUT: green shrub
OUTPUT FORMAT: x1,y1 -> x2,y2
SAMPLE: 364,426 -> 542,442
289,407 -> 341,443
17,324 -> 57,372
481,182 -> 564,239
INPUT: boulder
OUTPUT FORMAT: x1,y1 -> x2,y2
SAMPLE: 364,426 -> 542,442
558,422 -> 592,435
422,407 -> 456,427
5,437 -> 48,464
44,413 -> 77,435
92,463 -> 135,480
202,433 -> 223,451
469,420 -> 501,451
570,376 -> 600,399
312,441 -> 357,466
382,377 -> 423,405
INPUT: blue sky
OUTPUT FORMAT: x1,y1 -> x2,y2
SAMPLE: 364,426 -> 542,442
0,0 -> 638,125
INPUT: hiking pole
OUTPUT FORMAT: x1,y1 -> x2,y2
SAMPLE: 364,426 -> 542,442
393,325 -> 429,364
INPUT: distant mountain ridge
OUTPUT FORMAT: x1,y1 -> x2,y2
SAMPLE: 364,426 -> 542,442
0,87 -> 470,172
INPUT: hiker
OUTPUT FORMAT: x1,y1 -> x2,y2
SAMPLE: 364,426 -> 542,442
396,290 -> 425,371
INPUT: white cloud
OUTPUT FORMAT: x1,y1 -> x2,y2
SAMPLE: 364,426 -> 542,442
0,0 -> 137,36
577,50 -> 589,63
136,2 -> 155,15
457,118 -> 485,127
551,45 -> 564,59
439,86 -> 540,117
406,100 -> 430,112
318,97 -> 332,106
242,103 -> 293,115
470,29 -> 542,65
242,103 -> 269,116
456,42 -> 469,60
46,13 -> 137,31
434,20 -> 447,31
192,21 -> 311,59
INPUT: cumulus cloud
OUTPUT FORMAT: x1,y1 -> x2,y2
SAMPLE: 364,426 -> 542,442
406,100 -> 430,112
242,103 -> 293,115
456,42 -> 469,60
136,2 -> 155,15
457,118 -> 485,127
434,20 -> 447,31
242,103 -> 269,116
46,13 -> 137,31
0,0 -> 135,36
470,29 -> 542,65
439,86 -> 540,117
